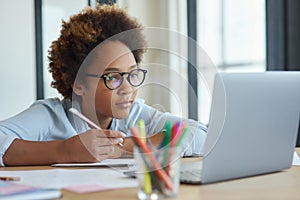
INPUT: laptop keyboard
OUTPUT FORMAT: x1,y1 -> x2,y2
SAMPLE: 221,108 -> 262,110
180,169 -> 202,184
180,161 -> 202,184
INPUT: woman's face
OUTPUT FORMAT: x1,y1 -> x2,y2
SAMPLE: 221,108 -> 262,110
79,41 -> 139,121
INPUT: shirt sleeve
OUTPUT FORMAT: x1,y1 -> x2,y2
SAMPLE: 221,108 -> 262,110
0,98 -> 74,166
0,102 -> 53,166
0,134 -> 18,166
130,99 -> 208,156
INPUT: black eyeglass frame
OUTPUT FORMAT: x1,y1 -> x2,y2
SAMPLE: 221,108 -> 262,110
86,68 -> 147,90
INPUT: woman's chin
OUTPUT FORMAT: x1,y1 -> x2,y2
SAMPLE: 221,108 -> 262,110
112,111 -> 130,119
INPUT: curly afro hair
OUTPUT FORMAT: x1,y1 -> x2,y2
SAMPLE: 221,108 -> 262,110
48,4 -> 146,100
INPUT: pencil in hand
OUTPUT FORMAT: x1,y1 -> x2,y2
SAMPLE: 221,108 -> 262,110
69,108 -> 124,146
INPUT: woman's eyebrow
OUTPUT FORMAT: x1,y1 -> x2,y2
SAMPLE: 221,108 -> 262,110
129,64 -> 138,69
104,65 -> 138,72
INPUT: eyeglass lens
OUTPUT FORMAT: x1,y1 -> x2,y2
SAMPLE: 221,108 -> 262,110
105,69 -> 146,89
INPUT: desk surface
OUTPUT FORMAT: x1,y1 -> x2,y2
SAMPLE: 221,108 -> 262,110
2,149 -> 300,200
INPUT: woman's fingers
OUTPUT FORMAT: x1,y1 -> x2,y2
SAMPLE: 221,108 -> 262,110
94,129 -> 126,138
93,145 -> 123,160
92,135 -> 124,146
90,129 -> 125,146
109,137 -> 124,145
79,129 -> 124,147
74,129 -> 125,162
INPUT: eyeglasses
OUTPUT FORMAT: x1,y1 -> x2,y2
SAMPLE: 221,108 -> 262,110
86,68 -> 147,90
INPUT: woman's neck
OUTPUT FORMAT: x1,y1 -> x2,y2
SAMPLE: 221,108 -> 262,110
80,101 -> 112,129
96,115 -> 113,129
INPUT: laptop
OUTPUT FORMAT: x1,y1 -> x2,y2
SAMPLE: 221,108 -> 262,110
180,71 -> 300,184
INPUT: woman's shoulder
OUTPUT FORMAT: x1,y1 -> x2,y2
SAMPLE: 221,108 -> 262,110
133,98 -> 145,105
31,98 -> 67,109
130,98 -> 145,110
31,97 -> 62,106
29,98 -> 67,115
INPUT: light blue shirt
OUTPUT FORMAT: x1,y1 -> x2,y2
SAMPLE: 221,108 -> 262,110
0,98 -> 207,166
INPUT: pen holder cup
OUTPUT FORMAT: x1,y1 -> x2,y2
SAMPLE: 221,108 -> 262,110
134,146 -> 183,200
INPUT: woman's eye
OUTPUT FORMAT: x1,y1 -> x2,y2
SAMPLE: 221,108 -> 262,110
105,74 -> 116,81
132,75 -> 140,81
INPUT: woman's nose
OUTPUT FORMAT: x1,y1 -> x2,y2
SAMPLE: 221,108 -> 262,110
117,76 -> 134,94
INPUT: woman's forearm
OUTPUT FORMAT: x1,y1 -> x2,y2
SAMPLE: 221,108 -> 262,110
2,131 -> 164,166
3,139 -> 67,166
3,129 -> 126,166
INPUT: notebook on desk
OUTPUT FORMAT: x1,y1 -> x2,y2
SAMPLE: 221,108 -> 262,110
180,72 -> 300,184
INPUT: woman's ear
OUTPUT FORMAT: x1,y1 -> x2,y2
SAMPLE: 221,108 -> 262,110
72,80 -> 85,96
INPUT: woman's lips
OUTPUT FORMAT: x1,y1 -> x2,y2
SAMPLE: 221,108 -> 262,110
115,100 -> 132,108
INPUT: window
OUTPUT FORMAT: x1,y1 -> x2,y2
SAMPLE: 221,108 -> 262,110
197,0 -> 266,123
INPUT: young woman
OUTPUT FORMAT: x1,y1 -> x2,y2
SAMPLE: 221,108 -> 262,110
0,4 -> 207,166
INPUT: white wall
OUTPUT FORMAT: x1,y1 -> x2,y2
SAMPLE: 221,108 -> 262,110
0,0 -> 36,120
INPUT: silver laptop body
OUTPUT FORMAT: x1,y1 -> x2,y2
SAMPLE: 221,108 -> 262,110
180,72 -> 300,184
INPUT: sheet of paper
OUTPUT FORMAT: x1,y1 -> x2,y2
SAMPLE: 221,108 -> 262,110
292,152 -> 300,166
52,158 -> 134,168
63,184 -> 114,193
0,168 -> 137,190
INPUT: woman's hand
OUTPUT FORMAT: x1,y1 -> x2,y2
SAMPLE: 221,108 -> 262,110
60,129 -> 126,163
